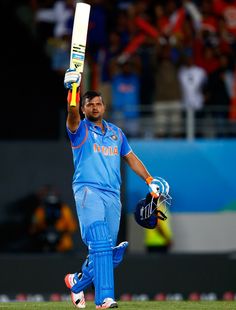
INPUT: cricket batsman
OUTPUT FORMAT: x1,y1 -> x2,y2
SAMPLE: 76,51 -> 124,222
63,69 -> 170,308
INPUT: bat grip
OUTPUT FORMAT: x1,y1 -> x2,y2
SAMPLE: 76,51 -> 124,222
70,83 -> 78,107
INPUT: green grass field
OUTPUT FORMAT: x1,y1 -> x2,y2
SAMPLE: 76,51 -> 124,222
0,301 -> 235,310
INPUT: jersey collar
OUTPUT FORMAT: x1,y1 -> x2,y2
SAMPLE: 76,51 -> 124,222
84,118 -> 109,135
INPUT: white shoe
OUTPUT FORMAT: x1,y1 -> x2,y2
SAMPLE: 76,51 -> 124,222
96,297 -> 118,309
64,273 -> 86,308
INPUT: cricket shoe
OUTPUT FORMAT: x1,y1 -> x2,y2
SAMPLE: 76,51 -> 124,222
96,298 -> 118,309
64,273 -> 86,308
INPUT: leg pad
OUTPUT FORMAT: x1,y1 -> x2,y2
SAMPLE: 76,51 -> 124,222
86,221 -> 114,305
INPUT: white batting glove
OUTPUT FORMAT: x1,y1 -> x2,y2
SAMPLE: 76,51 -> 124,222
64,68 -> 81,89
146,176 -> 170,198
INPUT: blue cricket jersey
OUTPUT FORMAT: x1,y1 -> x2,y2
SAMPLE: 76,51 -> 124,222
67,118 -> 132,196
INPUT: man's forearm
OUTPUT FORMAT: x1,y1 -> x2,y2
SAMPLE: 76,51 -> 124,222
66,90 -> 81,132
125,152 -> 152,181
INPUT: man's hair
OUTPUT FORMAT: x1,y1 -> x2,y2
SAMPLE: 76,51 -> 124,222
81,90 -> 103,107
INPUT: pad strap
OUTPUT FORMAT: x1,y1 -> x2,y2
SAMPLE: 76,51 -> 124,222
71,258 -> 93,294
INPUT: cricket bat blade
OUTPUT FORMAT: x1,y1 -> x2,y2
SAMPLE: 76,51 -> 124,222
70,2 -> 91,106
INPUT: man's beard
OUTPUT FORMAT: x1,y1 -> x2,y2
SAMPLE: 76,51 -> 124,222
87,115 -> 101,122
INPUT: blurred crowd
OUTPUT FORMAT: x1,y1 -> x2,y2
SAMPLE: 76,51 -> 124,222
15,0 -> 236,138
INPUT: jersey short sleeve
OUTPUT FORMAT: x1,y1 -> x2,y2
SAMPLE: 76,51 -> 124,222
66,121 -> 87,147
119,129 -> 132,156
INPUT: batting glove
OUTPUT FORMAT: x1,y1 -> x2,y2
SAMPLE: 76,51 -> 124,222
146,176 -> 170,198
64,68 -> 81,89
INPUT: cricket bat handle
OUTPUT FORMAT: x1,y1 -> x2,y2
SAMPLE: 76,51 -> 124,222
70,83 -> 78,107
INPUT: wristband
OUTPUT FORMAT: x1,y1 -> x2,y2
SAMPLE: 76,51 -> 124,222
145,176 -> 153,185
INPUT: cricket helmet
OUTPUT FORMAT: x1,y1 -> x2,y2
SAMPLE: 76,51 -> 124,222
134,192 -> 171,229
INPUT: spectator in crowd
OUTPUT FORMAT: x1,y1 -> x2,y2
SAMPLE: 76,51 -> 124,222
14,0 -> 236,138
98,31 -> 124,115
178,52 -> 207,137
34,0 -> 74,74
35,0 -> 74,40
153,44 -> 182,138
212,0 -> 236,37
111,59 -> 141,137
203,53 -> 233,137
114,7 -> 133,49
194,41 -> 220,75
87,0 -> 109,56
217,16 -> 236,56
156,0 -> 186,42
85,0 -> 111,90
199,0 -> 218,35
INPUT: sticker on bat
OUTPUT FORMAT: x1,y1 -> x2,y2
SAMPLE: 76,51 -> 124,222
72,54 -> 85,61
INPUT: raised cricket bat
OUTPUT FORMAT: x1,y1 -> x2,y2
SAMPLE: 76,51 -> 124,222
70,2 -> 91,106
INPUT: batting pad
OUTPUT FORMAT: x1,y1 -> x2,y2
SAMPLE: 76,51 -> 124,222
86,221 -> 114,305
71,241 -> 128,294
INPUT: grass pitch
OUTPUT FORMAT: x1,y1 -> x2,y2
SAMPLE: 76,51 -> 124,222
0,301 -> 235,310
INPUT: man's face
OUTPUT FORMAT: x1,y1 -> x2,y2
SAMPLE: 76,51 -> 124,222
82,96 -> 105,122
